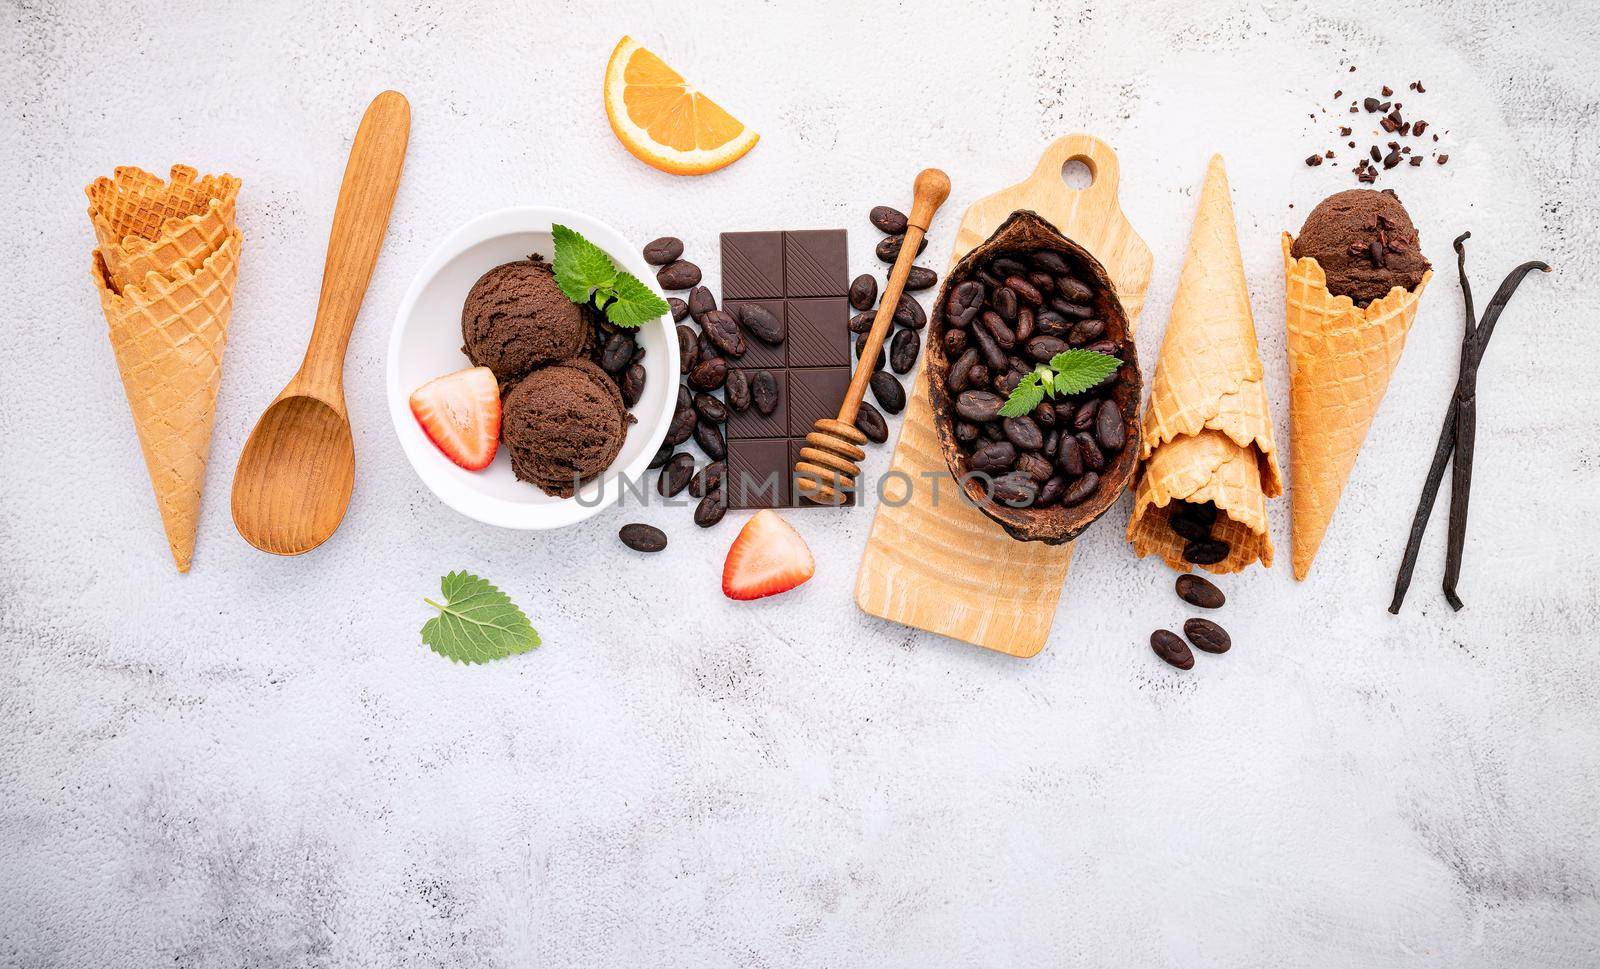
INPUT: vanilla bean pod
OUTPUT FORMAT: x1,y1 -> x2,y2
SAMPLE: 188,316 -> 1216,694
1389,232 -> 1548,613
1441,255 -> 1550,609
1390,233 -> 1476,613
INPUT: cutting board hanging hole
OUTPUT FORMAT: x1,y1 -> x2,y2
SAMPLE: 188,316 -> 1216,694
1062,157 -> 1095,189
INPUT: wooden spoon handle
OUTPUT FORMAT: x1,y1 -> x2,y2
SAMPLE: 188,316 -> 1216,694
297,90 -> 411,395
837,168 -> 950,424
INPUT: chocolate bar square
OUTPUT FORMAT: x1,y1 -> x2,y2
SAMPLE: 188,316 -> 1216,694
785,298 -> 851,368
727,369 -> 788,439
786,366 -> 852,437
721,231 -> 784,300
726,438 -> 791,509
782,229 -> 849,298
723,299 -> 786,370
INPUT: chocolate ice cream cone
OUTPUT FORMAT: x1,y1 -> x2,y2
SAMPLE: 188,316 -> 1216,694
1283,233 -> 1431,580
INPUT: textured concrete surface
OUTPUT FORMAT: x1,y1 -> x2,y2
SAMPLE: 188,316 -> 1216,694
3,0 -> 1599,966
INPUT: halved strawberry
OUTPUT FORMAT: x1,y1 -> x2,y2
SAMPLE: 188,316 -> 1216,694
722,510 -> 815,600
409,366 -> 501,471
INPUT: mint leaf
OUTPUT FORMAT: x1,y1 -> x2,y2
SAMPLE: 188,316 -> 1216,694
551,223 -> 668,329
999,371 -> 1046,418
1047,349 -> 1121,396
605,271 -> 671,327
551,224 -> 617,304
421,571 -> 540,665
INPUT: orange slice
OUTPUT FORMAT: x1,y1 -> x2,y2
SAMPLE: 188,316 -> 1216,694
604,36 -> 759,176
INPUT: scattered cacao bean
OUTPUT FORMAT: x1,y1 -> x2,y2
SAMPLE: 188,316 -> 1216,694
849,274 -> 878,310
890,328 -> 920,374
642,237 -> 684,265
1150,630 -> 1195,670
656,259 -> 701,290
869,205 -> 908,234
1184,618 -> 1231,654
724,368 -> 751,411
619,523 -> 668,552
658,453 -> 695,496
856,401 -> 888,443
869,370 -> 906,414
1175,574 -> 1225,609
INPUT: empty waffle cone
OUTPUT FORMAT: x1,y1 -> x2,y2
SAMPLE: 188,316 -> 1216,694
1282,233 -> 1430,580
91,228 -> 242,572
96,194 -> 237,292
86,164 -> 240,249
1128,155 -> 1279,573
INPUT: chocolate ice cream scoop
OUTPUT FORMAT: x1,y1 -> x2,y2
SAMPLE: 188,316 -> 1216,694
461,256 -> 589,383
501,358 -> 630,498
1292,189 -> 1430,307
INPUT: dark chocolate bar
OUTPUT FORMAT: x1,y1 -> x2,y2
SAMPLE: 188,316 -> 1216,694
721,229 -> 855,509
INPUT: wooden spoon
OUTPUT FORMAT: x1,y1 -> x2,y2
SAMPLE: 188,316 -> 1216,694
794,168 -> 950,504
231,90 -> 410,556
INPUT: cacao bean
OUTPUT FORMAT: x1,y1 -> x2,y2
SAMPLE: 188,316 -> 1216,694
869,205 -> 908,234
701,309 -> 745,358
856,401 -> 888,444
642,237 -> 684,265
849,273 -> 877,311
890,328 -> 921,374
694,419 -> 726,460
1176,574 -> 1225,609
656,259 -> 701,290
1184,618 -> 1231,654
619,523 -> 668,552
1095,399 -> 1125,452
692,392 -> 727,424
751,370 -> 779,416
738,303 -> 785,345
869,370 -> 906,414
1150,629 -> 1194,670
658,452 -> 695,496
688,285 -> 717,322
969,441 -> 1017,473
1062,471 -> 1099,505
724,368 -> 751,411
1002,416 -> 1044,452
1183,539 -> 1230,565
687,356 -> 727,392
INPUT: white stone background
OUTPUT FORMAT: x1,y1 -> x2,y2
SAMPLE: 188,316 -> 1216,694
2,0 -> 1598,965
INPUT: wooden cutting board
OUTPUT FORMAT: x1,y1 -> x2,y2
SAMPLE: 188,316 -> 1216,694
853,134 -> 1153,657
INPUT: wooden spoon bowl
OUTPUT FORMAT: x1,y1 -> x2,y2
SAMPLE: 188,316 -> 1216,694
232,394 -> 355,554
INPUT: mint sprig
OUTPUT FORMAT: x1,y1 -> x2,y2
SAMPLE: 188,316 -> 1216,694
421,571 -> 540,664
998,348 -> 1121,418
551,223 -> 670,328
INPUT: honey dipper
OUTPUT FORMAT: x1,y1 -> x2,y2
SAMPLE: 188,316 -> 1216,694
793,168 -> 950,504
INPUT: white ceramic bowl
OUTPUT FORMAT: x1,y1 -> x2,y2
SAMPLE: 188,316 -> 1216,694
387,207 -> 678,529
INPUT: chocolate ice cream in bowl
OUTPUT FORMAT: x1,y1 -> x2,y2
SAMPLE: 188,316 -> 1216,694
387,207 -> 677,529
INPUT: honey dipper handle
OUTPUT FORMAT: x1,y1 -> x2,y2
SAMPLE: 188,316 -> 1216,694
837,169 -> 950,425
298,91 -> 411,397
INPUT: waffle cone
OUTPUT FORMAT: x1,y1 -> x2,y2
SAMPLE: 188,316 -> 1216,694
1282,233 -> 1430,580
1128,155 -> 1279,573
92,227 -> 241,572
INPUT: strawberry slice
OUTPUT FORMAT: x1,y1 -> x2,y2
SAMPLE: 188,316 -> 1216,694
409,366 -> 501,471
722,510 -> 815,600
